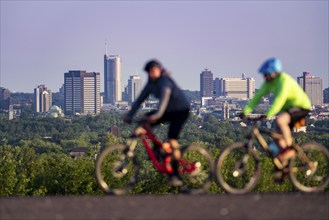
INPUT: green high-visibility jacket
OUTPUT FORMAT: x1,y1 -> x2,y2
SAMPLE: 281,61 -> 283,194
243,72 -> 311,117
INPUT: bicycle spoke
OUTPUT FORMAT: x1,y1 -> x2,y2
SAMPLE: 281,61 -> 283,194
179,144 -> 214,194
216,142 -> 261,194
289,143 -> 329,192
95,145 -> 138,195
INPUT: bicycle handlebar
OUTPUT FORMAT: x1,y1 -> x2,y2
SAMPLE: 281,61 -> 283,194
242,115 -> 267,122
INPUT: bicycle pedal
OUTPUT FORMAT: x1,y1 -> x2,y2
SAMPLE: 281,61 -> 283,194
165,157 -> 174,174
162,143 -> 173,154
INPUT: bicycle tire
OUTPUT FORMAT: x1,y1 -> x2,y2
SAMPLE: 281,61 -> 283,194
95,144 -> 139,195
179,144 -> 214,194
216,142 -> 261,194
289,142 -> 329,192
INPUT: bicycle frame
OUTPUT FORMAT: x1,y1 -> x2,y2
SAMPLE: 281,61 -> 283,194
244,123 -> 271,154
127,127 -> 197,174
247,122 -> 313,168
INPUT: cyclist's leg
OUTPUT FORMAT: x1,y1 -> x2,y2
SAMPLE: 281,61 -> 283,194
167,110 -> 189,159
277,108 -> 310,148
276,112 -> 292,149
274,108 -> 310,170
166,110 -> 189,186
274,112 -> 295,169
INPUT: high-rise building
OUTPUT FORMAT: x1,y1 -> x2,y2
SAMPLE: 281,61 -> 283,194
104,52 -> 122,104
217,75 -> 255,99
200,68 -> 214,99
213,77 -> 221,97
0,87 -> 11,110
64,70 -> 100,115
34,85 -> 52,113
122,85 -> 129,103
128,75 -> 142,104
297,72 -> 323,106
324,88 -> 329,104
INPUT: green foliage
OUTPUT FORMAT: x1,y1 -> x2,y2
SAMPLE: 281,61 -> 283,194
254,156 -> 294,192
0,145 -> 18,196
0,114 -> 328,195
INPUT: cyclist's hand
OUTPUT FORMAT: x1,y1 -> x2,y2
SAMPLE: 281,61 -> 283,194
123,114 -> 132,124
141,115 -> 157,125
259,115 -> 267,122
237,112 -> 246,120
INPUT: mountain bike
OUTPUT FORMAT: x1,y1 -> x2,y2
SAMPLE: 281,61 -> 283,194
95,121 -> 214,195
216,116 -> 329,194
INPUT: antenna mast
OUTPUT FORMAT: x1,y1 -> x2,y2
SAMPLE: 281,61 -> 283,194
105,39 -> 108,56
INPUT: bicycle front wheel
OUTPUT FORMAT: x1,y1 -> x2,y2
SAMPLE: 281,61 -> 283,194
95,144 -> 138,195
216,142 -> 261,194
179,144 -> 214,194
289,142 -> 329,192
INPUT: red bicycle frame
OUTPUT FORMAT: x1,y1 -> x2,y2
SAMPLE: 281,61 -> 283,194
139,131 -> 197,174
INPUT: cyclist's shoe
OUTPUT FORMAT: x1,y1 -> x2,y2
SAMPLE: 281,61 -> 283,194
273,169 -> 288,184
273,148 -> 296,170
168,175 -> 183,187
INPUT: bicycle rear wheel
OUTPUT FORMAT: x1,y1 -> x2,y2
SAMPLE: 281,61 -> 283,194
216,142 -> 261,194
179,144 -> 214,194
289,142 -> 329,192
95,144 -> 138,195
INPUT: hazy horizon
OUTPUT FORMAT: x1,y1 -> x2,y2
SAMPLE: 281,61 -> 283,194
1,1 -> 328,93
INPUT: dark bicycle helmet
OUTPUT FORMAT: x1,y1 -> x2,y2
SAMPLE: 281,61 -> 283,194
144,59 -> 162,72
259,58 -> 282,74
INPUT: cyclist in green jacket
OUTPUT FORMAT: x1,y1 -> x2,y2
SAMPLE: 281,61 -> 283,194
242,58 -> 311,169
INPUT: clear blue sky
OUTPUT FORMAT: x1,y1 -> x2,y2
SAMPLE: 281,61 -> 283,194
1,0 -> 328,93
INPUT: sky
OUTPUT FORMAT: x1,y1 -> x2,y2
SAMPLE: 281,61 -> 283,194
1,0 -> 328,93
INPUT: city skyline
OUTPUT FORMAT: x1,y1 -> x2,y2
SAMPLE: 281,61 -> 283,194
1,1 -> 328,93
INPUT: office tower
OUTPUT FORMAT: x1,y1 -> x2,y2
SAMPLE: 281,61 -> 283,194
64,71 -> 81,115
64,70 -> 100,115
0,87 -> 11,110
218,75 -> 255,99
104,47 -> 122,104
122,85 -> 129,103
82,72 -> 101,114
34,85 -> 52,113
213,77 -> 221,97
128,75 -> 142,104
324,88 -> 329,104
297,72 -> 323,106
59,84 -> 65,108
200,68 -> 214,99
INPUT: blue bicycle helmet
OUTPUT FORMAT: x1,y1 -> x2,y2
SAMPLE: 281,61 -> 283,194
259,58 -> 282,74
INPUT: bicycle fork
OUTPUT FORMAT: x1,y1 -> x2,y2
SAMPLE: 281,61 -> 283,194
291,144 -> 319,180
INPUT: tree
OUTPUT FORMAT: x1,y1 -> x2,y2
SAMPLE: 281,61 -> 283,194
0,145 -> 18,196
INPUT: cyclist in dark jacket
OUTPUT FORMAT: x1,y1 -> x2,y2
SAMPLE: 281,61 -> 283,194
123,59 -> 190,186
